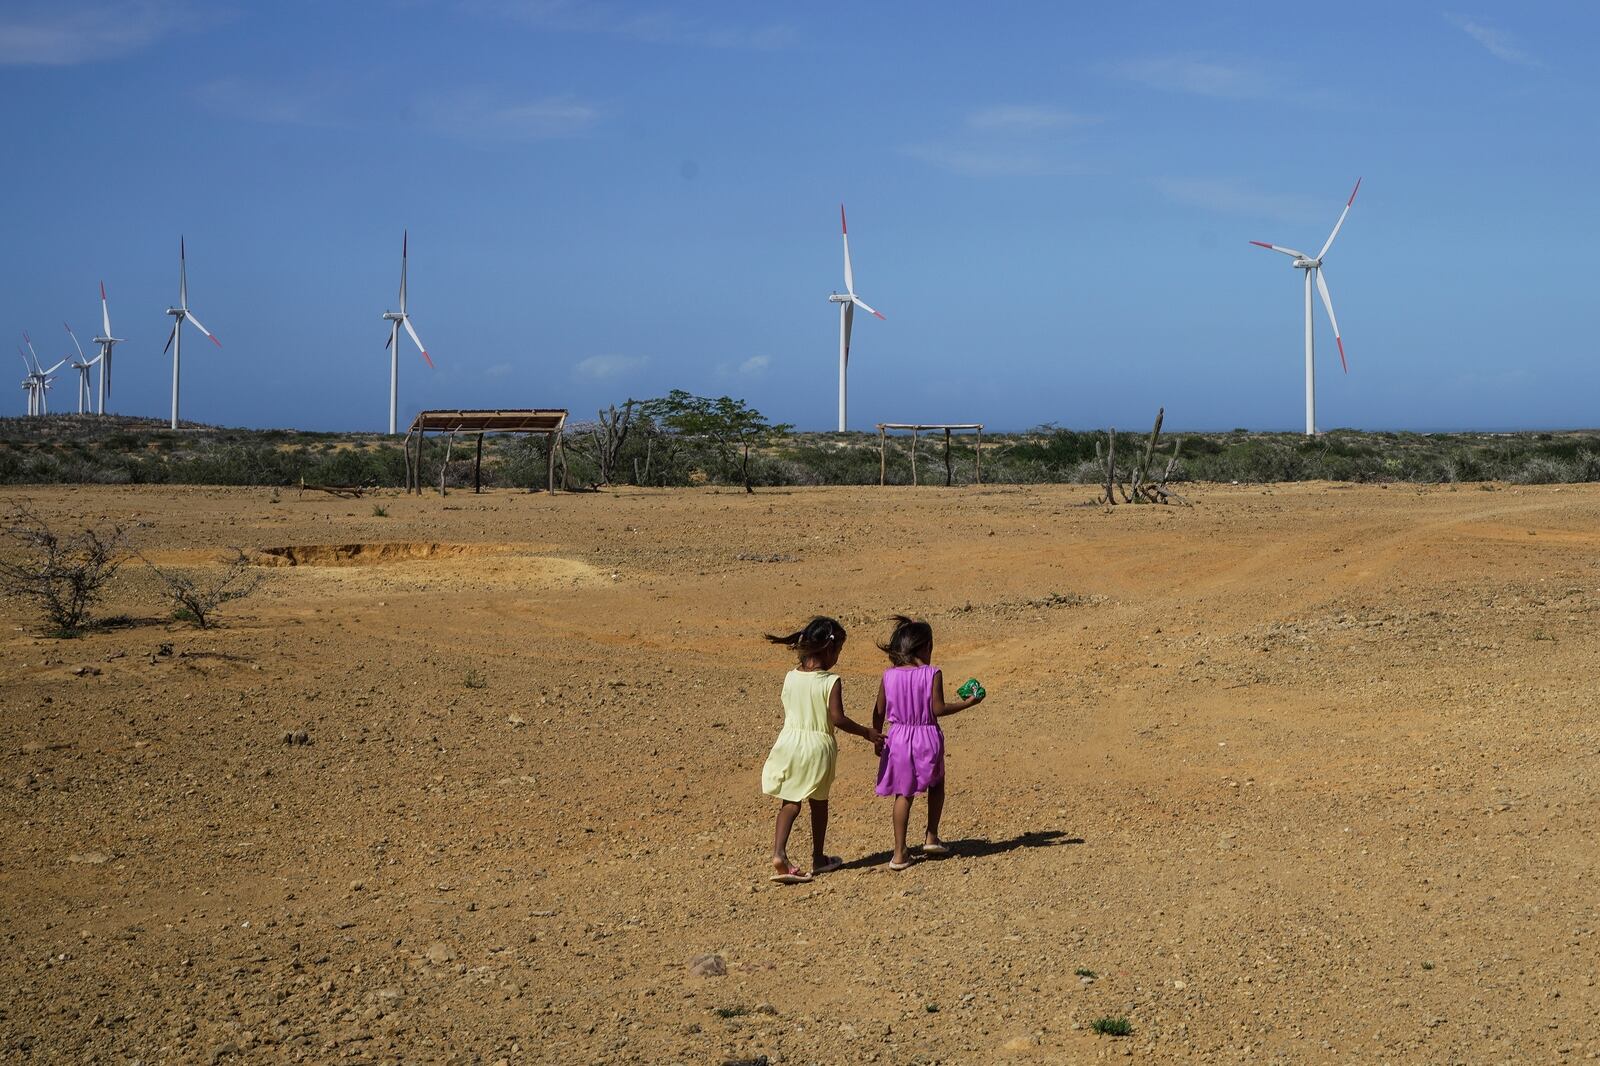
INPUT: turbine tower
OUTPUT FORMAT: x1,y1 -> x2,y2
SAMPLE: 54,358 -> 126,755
380,230 -> 432,435
163,237 -> 221,430
826,204 -> 884,432
19,350 -> 39,415
20,334 -> 65,415
92,282 -> 123,415
1250,178 -> 1361,436
63,322 -> 100,414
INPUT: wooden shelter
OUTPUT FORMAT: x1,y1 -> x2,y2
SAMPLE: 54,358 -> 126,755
875,423 -> 983,486
404,409 -> 567,495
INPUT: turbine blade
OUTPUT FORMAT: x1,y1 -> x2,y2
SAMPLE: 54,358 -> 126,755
64,322 -> 85,362
180,236 -> 187,307
1315,269 -> 1347,373
384,329 -> 394,351
101,281 -> 112,336
402,316 -> 432,368
163,325 -> 176,355
185,312 -> 221,346
1316,177 -> 1362,261
44,359 -> 67,375
399,230 -> 408,312
842,231 -> 854,295
850,295 -> 885,320
842,300 -> 854,368
1249,241 -> 1308,259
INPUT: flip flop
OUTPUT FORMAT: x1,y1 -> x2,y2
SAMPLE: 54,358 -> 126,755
920,843 -> 951,856
768,865 -> 812,885
812,856 -> 844,874
887,858 -> 917,871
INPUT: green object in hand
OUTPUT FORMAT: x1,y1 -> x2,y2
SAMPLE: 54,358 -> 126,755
957,678 -> 985,700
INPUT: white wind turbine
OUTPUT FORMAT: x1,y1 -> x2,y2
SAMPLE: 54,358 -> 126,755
63,322 -> 101,414
826,204 -> 884,432
92,282 -> 123,415
21,333 -> 66,415
1251,178 -> 1361,436
163,237 -> 221,430
380,230 -> 432,435
19,348 -> 41,416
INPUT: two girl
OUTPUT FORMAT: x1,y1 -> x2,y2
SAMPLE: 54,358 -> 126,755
760,614 -> 986,881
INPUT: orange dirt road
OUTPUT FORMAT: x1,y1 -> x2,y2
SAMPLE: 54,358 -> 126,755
3,482 -> 1598,1063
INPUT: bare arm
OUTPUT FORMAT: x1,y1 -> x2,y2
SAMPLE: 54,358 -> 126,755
930,669 -> 984,718
827,678 -> 883,744
872,677 -> 886,735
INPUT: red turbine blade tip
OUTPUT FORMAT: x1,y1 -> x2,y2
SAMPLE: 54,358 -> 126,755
210,333 -> 222,348
422,350 -> 434,369
1336,337 -> 1348,373
100,282 -> 106,299
873,310 -> 885,320
1348,177 -> 1362,206
1249,241 -> 1272,249
840,204 -> 847,234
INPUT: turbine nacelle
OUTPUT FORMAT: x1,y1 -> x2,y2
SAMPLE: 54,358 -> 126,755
1293,257 -> 1322,270
827,292 -> 851,304
381,311 -> 405,322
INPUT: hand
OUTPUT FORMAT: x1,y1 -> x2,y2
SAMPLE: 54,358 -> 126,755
967,690 -> 986,707
866,727 -> 884,747
874,739 -> 886,758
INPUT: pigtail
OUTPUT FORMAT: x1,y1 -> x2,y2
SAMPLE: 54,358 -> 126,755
878,614 -> 934,666
765,616 -> 847,662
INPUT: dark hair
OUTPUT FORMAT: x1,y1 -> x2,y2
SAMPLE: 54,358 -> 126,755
765,616 -> 847,662
878,614 -> 933,666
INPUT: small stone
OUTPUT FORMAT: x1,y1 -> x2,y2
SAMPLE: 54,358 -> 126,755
1172,980 -> 1186,990
1002,1035 -> 1038,1051
424,942 -> 456,965
293,730 -> 310,745
687,953 -> 726,978
349,881 -> 365,892
752,1003 -> 777,1015
68,851 -> 112,865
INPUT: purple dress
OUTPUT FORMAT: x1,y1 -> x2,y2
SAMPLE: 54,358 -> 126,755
875,664 -> 946,797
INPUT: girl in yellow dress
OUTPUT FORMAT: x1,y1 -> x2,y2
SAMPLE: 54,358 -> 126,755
761,617 -> 882,884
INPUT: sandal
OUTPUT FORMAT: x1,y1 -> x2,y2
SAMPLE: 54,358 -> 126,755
768,865 -> 813,885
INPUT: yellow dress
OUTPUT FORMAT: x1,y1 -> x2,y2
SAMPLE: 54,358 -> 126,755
760,669 -> 839,802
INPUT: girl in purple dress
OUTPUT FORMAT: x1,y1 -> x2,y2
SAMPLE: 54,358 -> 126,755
872,616 -> 986,870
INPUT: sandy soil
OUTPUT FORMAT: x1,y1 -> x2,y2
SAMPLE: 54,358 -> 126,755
3,481 -> 1599,1064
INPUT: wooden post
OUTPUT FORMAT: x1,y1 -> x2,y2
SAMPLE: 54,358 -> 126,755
944,429 -> 952,487
879,427 -> 886,486
911,428 -> 918,486
976,428 -> 982,486
546,432 -> 557,494
473,433 -> 484,493
439,430 -> 456,496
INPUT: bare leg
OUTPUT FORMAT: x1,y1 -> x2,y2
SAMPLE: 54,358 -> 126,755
926,782 -> 946,848
892,795 -> 913,866
772,800 -> 802,875
808,799 -> 831,866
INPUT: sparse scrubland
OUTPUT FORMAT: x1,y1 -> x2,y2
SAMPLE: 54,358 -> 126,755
5,414 -> 1600,489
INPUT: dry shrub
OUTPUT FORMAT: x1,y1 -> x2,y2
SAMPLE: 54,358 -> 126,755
0,505 -> 129,635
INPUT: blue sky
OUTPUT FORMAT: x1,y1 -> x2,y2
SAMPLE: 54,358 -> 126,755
2,1 -> 1595,432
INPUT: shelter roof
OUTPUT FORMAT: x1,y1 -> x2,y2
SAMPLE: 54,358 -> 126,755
408,409 -> 568,434
875,423 -> 983,431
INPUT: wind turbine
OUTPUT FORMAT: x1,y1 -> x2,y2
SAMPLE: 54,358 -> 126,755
163,237 -> 221,430
380,230 -> 432,435
19,349 -> 39,416
826,204 -> 884,432
1251,178 -> 1361,436
63,323 -> 100,414
92,282 -> 123,415
21,333 -> 65,415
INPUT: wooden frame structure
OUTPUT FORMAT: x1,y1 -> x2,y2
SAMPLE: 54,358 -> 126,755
404,409 -> 568,495
875,423 -> 983,486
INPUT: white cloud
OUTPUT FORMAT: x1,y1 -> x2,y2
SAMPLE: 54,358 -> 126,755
469,1 -> 795,50
196,76 -> 347,128
738,355 -> 770,376
1446,13 -> 1538,66
966,105 -> 1091,133
485,362 -> 514,379
902,143 -> 1084,178
1113,56 -> 1269,99
415,90 -> 600,141
0,1 -> 195,66
1154,177 -> 1326,225
573,355 -> 646,380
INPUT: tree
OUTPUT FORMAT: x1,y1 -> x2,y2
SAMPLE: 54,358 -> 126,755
636,391 -> 792,493
0,506 -> 129,635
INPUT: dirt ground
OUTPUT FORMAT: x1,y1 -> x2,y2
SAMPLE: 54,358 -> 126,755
3,481 -> 1599,1064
